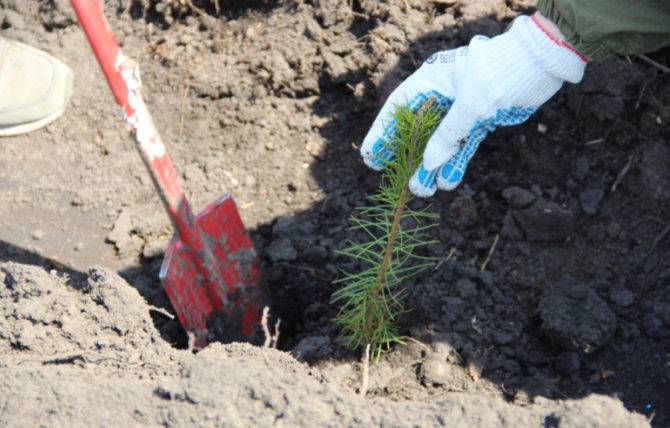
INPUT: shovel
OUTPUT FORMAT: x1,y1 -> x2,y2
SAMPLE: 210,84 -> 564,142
70,0 -> 266,348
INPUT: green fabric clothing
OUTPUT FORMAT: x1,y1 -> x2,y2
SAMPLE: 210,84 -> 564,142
537,0 -> 670,62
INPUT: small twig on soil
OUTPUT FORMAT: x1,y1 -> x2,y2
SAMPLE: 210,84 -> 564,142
647,411 -> 656,424
320,193 -> 332,214
611,154 -> 635,192
187,331 -> 199,352
407,45 -> 418,69
294,265 -> 330,280
16,352 -> 89,366
182,0 -> 218,27
149,304 -> 175,320
359,343 -> 371,398
346,0 -> 369,20
480,234 -> 499,272
637,54 -> 670,74
398,335 -> 429,350
273,319 -> 281,346
470,315 -> 483,335
184,0 -> 206,16
635,79 -> 648,110
262,306 -> 272,347
584,138 -> 605,146
261,306 -> 281,348
652,223 -> 670,248
466,353 -> 483,381
42,354 -> 88,365
433,246 -> 456,271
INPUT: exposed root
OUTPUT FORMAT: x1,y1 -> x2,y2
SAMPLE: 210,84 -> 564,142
359,343 -> 371,398
261,306 -> 281,349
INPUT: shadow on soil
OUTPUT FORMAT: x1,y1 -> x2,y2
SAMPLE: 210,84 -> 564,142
248,23 -> 670,426
0,240 -> 88,287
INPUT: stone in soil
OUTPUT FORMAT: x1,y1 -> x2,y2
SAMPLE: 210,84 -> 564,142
640,140 -> 670,202
502,186 -> 536,209
448,196 -> 479,230
579,188 -> 605,216
539,275 -> 617,354
265,237 -> 298,262
509,198 -> 575,241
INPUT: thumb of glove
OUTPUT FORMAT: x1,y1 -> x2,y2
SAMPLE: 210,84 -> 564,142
422,100 -> 477,171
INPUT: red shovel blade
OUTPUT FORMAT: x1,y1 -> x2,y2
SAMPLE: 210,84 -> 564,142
160,194 -> 264,348
68,0 -> 268,349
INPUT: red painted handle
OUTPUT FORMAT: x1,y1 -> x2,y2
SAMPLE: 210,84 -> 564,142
70,0 -> 194,234
69,0 -> 132,117
70,0 -> 234,310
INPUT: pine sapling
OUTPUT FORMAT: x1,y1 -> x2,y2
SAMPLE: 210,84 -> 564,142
332,97 -> 447,361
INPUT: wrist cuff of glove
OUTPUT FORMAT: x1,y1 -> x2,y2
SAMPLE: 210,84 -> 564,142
513,15 -> 587,84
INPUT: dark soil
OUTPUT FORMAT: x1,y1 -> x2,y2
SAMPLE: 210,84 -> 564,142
1,0 -> 668,426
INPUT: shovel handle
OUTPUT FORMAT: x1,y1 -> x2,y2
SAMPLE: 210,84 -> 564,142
70,0 -> 179,205
70,0 -> 233,310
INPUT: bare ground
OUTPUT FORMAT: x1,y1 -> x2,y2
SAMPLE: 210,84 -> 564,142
1,0 -> 668,426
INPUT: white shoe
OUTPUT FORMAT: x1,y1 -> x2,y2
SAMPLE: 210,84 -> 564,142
0,36 -> 73,136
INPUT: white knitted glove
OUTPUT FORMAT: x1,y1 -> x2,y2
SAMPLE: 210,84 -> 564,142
361,15 -> 588,197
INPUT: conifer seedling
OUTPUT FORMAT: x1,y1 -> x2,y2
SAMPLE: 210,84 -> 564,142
332,97 -> 447,361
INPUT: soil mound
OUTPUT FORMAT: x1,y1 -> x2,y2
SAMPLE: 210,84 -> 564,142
0,262 -> 648,427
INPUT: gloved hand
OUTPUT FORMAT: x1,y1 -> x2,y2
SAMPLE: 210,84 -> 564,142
361,14 -> 588,197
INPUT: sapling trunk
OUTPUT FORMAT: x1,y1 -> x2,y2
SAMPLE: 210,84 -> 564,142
332,97 -> 447,361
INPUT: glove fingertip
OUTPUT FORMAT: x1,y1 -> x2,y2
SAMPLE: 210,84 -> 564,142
409,164 -> 438,198
436,161 -> 464,191
436,174 -> 462,191
409,175 -> 437,198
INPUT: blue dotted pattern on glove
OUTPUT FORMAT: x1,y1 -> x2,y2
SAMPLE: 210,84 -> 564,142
369,90 -> 453,168
437,105 -> 537,188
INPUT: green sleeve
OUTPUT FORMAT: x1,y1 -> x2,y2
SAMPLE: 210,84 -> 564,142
537,0 -> 670,62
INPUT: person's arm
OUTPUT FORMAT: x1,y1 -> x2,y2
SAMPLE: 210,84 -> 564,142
537,0 -> 670,62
